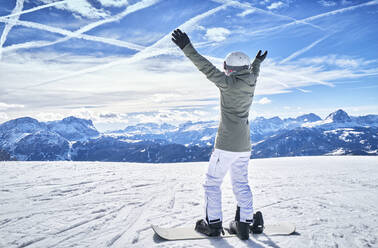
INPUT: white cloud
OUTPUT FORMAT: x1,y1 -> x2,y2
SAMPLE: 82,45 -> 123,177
0,112 -> 9,123
205,27 -> 231,42
237,9 -> 255,17
2,48 -> 377,128
297,55 -> 377,69
99,0 -> 129,7
70,108 -> 114,122
297,88 -> 311,93
318,0 -> 337,7
150,93 -> 184,103
341,0 -> 353,5
123,109 -> 218,125
39,0 -> 109,19
3,49 -> 377,120
267,1 -> 284,10
256,97 -> 272,104
0,102 -> 25,110
260,0 -> 271,5
34,109 -> 128,124
34,112 -> 65,122
333,58 -> 359,68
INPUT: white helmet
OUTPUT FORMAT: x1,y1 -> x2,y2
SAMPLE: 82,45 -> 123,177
224,51 -> 250,75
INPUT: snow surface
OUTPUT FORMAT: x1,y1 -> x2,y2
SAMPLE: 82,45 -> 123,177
1,156 -> 377,248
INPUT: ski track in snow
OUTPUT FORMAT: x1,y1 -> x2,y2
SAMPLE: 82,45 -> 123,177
0,156 -> 377,247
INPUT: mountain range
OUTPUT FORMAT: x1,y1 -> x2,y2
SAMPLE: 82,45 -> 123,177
0,109 -> 377,162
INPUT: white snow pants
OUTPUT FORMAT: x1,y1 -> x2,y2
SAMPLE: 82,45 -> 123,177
204,148 -> 253,224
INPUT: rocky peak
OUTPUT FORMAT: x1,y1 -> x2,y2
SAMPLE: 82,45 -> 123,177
325,109 -> 351,123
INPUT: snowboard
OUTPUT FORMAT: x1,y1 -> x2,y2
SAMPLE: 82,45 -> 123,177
152,222 -> 296,241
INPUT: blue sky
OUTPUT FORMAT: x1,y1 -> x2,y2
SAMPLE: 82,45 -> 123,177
0,0 -> 377,131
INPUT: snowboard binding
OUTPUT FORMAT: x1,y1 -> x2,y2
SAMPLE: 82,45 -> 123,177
229,207 -> 264,240
195,219 -> 225,237
229,206 -> 252,240
250,211 -> 264,234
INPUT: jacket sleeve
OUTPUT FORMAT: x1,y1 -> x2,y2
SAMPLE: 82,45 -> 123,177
182,43 -> 229,90
249,58 -> 262,84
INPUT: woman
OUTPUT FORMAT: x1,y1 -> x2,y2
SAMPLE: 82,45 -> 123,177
172,29 -> 267,240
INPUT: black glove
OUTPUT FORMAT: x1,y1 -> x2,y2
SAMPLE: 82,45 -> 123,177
171,29 -> 190,50
256,50 -> 268,62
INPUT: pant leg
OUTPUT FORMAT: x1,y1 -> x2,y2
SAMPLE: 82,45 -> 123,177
203,149 -> 231,223
230,154 -> 253,223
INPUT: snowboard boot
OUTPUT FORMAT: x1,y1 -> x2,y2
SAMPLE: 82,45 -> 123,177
250,211 -> 264,234
229,206 -> 252,240
195,219 -> 224,237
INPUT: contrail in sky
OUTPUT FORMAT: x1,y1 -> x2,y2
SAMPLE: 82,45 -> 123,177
0,0 -> 24,60
0,0 -> 161,53
280,34 -> 331,64
211,0 -> 325,31
239,0 -> 378,37
0,0 -> 68,19
8,3 -> 230,91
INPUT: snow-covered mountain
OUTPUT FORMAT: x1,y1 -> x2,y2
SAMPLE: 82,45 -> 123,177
108,121 -> 217,147
252,110 -> 378,158
252,126 -> 377,158
326,109 -> 352,122
0,117 -> 47,151
303,109 -> 378,129
113,122 -> 177,134
0,109 -> 377,161
47,116 -> 99,141
0,116 -> 99,161
250,113 -> 322,141
14,131 -> 70,161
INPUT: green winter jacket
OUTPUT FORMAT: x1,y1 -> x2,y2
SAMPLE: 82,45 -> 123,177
182,43 -> 261,152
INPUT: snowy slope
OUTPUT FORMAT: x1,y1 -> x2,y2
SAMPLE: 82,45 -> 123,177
1,156 -> 377,248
